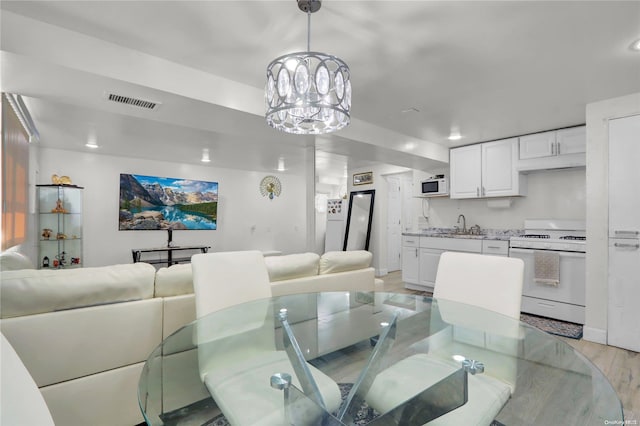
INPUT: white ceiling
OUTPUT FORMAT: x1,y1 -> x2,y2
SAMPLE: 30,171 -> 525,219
1,1 -> 639,178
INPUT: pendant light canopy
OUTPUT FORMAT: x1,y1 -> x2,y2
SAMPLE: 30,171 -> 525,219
265,0 -> 351,134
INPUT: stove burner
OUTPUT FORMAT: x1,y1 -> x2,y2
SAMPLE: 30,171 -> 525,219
560,236 -> 586,241
520,234 -> 550,239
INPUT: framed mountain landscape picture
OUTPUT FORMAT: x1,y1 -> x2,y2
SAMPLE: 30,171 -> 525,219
119,173 -> 218,230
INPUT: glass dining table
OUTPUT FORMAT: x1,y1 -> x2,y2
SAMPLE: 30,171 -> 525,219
138,292 -> 623,425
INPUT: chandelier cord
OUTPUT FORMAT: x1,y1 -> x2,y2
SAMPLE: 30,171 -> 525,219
307,9 -> 311,52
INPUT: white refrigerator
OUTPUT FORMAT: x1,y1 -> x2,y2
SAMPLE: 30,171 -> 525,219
608,114 -> 640,352
325,199 -> 346,252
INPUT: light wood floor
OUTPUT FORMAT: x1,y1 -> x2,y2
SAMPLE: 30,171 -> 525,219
379,271 -> 639,422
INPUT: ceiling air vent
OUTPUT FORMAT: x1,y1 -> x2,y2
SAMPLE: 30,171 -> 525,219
105,93 -> 159,110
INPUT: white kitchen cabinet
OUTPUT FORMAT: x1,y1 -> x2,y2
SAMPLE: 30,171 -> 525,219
607,114 -> 640,352
401,236 -> 420,285
481,240 -> 509,256
518,126 -> 586,171
608,239 -> 640,352
519,130 -> 556,159
609,116 -> 640,235
405,237 -> 483,291
418,248 -> 443,289
556,126 -> 587,156
450,138 -> 525,199
449,145 -> 482,199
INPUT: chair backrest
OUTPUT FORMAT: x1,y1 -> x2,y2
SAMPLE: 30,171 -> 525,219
434,251 -> 525,319
191,251 -> 276,379
1,333 -> 55,426
191,250 -> 272,319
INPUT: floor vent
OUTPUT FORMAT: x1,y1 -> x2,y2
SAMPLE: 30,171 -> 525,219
106,93 -> 158,110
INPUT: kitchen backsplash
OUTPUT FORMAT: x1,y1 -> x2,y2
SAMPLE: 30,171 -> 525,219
413,167 -> 586,230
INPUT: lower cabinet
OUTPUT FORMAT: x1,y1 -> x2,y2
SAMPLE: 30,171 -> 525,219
403,236 -> 486,292
418,248 -> 445,289
401,246 -> 419,285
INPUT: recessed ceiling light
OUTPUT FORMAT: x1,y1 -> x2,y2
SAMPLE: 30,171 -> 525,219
448,133 -> 462,141
404,142 -> 417,150
85,135 -> 98,148
201,148 -> 211,163
401,107 -> 420,114
276,157 -> 286,172
630,38 -> 640,51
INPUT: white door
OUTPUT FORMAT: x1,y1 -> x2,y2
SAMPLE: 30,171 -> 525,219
450,145 -> 481,199
386,175 -> 402,272
609,115 -> 640,236
482,138 -> 519,197
608,239 -> 640,352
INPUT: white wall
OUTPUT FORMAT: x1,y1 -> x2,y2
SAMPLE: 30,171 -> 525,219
32,148 -> 310,267
411,168 -> 586,231
584,92 -> 640,344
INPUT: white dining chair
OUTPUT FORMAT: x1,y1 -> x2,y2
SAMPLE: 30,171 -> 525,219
191,251 -> 341,425
433,251 -> 525,319
366,251 -> 525,425
1,333 -> 55,426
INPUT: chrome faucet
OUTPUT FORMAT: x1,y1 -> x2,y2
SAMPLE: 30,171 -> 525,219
457,214 -> 467,234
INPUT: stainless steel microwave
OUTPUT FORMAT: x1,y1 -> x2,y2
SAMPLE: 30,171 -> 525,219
421,177 -> 448,196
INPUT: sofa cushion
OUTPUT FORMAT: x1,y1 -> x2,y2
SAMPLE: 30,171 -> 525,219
319,251 -> 372,274
264,252 -> 319,282
0,247 -> 35,271
155,263 -> 193,297
0,263 -> 156,318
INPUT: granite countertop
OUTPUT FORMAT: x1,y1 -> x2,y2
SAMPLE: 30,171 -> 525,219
403,228 -> 523,241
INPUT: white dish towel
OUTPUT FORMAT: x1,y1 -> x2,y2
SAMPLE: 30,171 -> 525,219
534,250 -> 560,286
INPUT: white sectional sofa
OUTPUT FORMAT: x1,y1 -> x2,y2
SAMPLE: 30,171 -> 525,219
0,250 -> 381,426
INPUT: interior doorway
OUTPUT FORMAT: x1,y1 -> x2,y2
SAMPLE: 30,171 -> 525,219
386,172 -> 413,272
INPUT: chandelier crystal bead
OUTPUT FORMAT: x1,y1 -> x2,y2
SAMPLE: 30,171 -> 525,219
265,0 -> 350,134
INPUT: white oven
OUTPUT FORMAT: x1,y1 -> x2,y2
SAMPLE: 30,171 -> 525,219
509,219 -> 586,324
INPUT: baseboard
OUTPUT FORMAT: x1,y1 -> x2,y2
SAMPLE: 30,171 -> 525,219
376,268 -> 388,277
583,326 -> 607,344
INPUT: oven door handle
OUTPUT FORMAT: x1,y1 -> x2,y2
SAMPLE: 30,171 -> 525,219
509,247 -> 585,258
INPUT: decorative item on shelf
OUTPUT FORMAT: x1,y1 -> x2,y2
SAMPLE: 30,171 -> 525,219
42,228 -> 53,240
260,175 -> 282,200
56,232 -> 67,240
42,256 -> 49,268
51,198 -> 68,213
265,0 -> 351,135
51,174 -> 72,185
56,251 -> 67,267
53,259 -> 59,268
353,171 -> 373,186
71,257 -> 80,265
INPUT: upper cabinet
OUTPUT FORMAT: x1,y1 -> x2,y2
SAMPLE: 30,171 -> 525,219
518,126 -> 586,171
450,138 -> 526,199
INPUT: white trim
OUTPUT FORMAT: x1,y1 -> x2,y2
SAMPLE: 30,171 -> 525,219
376,268 -> 388,277
583,326 -> 607,345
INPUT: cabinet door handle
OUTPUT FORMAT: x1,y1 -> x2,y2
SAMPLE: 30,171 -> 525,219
614,230 -> 640,236
614,243 -> 640,249
476,187 -> 480,197
556,142 -> 561,155
482,187 -> 486,196
486,245 -> 501,249
551,142 -> 555,155
415,248 -> 418,257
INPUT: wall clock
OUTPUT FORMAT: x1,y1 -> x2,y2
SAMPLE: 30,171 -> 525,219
260,175 -> 282,200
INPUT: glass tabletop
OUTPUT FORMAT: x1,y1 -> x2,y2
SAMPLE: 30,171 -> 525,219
138,292 -> 623,425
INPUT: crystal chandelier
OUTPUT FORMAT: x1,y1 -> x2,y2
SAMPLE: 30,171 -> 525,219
265,0 -> 351,134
